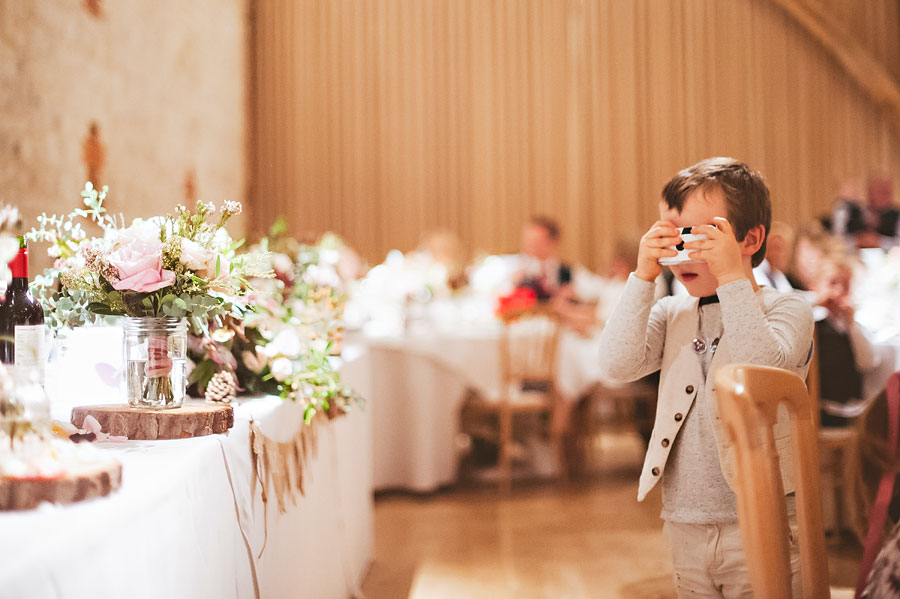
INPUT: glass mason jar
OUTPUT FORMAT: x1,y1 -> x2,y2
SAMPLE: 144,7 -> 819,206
123,317 -> 187,409
0,365 -> 50,440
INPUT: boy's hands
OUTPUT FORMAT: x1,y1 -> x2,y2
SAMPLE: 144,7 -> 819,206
634,220 -> 680,282
683,217 -> 746,285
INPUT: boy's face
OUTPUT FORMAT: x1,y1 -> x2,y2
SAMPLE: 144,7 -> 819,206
659,187 -> 729,297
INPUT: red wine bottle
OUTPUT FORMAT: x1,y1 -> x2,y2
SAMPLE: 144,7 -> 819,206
0,237 -> 45,370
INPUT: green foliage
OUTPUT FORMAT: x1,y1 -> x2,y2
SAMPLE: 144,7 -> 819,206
188,358 -> 218,389
25,184 -> 271,336
186,223 -> 363,424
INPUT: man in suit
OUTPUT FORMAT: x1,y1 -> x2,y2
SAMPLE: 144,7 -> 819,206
828,177 -> 900,247
514,215 -> 572,301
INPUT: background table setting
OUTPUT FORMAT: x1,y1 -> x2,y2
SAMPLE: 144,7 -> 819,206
339,254 -> 618,492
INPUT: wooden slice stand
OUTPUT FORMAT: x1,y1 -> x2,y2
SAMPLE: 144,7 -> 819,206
0,460 -> 122,511
71,401 -> 234,440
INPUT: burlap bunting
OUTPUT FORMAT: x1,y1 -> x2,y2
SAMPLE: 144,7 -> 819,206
249,418 -> 319,514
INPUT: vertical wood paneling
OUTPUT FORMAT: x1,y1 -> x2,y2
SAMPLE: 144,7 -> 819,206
248,0 -> 900,270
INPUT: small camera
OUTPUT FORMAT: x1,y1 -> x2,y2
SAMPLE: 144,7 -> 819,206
658,226 -> 707,265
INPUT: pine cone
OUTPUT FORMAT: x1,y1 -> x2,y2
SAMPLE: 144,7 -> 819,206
205,370 -> 237,403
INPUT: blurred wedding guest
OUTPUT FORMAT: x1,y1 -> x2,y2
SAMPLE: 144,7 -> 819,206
416,229 -> 468,290
596,235 -> 641,320
513,215 -> 572,301
828,176 -> 900,248
553,236 -> 640,335
813,253 -> 880,427
789,220 -> 844,291
860,177 -> 900,246
822,177 -> 866,237
753,220 -> 798,292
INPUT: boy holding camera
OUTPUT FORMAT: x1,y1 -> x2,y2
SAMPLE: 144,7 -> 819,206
598,157 -> 814,597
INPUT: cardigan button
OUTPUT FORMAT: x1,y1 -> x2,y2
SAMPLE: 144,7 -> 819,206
674,413 -> 683,422
651,467 -> 660,476
685,385 -> 694,394
661,438 -> 670,448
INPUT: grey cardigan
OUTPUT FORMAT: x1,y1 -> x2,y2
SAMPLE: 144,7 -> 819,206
598,275 -> 814,502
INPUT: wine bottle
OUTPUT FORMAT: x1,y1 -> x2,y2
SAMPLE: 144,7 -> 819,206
0,237 -> 45,373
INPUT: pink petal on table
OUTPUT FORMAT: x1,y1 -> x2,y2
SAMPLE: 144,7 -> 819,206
82,415 -> 103,435
81,414 -> 128,442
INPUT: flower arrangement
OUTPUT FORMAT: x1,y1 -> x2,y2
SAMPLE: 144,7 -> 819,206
188,226 -> 361,423
495,286 -> 538,322
26,183 -> 272,334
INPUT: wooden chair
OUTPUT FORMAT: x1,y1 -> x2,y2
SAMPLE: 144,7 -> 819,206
577,379 -> 656,472
461,309 -> 563,493
809,328 -> 865,540
714,364 -> 829,599
852,370 -> 900,597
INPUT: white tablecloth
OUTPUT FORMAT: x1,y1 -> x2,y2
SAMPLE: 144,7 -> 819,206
340,322 -> 607,492
0,395 -> 373,599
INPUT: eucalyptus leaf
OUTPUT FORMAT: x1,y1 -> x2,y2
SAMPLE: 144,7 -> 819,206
189,359 -> 217,387
87,302 -> 122,316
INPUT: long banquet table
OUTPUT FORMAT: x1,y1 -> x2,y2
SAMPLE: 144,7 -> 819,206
0,394 -> 373,599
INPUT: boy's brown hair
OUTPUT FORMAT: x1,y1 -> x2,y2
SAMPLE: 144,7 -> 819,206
661,157 -> 772,267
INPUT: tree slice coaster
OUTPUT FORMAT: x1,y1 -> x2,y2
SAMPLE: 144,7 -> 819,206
0,459 -> 122,511
71,402 -> 234,440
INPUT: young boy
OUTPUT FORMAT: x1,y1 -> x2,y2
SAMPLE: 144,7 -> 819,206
598,157 -> 814,598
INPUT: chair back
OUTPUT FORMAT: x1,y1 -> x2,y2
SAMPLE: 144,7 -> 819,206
499,311 -> 560,387
714,364 -> 829,599
855,370 -> 900,597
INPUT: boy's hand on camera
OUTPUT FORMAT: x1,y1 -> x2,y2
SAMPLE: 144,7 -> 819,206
684,217 -> 746,285
634,220 -> 680,282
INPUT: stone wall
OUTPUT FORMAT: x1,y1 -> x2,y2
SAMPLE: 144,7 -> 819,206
0,0 -> 247,272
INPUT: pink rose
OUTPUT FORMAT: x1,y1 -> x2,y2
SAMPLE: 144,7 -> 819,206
108,241 -> 175,293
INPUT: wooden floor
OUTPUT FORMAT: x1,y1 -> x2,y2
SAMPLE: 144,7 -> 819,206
361,433 -> 863,599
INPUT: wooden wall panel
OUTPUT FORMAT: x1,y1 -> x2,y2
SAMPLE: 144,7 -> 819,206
248,0 -> 900,271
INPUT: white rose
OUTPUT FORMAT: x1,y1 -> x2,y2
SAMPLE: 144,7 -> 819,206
268,329 -> 302,359
205,252 -> 230,280
241,348 -> 267,374
211,228 -> 233,252
271,253 -> 293,275
310,338 -> 329,355
115,219 -> 162,247
180,238 -> 214,272
307,263 -> 341,288
270,357 -> 293,382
